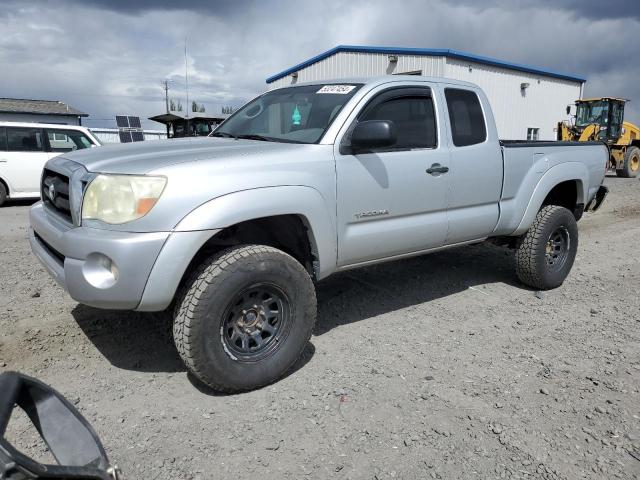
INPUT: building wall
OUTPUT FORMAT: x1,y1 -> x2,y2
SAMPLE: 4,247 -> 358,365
444,59 -> 581,140
267,52 -> 582,140
0,113 -> 81,125
268,52 -> 445,89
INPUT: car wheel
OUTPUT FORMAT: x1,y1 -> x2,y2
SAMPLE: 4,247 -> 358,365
515,205 -> 578,290
173,244 -> 317,393
620,146 -> 640,178
0,183 -> 6,207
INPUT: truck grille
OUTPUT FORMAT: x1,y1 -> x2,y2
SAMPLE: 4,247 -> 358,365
42,169 -> 72,223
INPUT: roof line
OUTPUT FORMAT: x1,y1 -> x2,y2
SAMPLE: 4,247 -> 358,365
265,45 -> 587,84
0,109 -> 88,117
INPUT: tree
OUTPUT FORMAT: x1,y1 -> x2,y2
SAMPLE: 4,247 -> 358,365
222,106 -> 235,114
170,99 -> 183,112
192,101 -> 206,113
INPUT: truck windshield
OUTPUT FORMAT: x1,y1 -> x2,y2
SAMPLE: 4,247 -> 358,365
212,84 -> 362,144
575,101 -> 609,127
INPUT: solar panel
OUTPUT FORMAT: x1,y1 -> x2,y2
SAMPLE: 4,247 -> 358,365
115,115 -> 129,128
128,116 -> 142,128
131,131 -> 144,142
119,131 -> 133,143
115,115 -> 144,143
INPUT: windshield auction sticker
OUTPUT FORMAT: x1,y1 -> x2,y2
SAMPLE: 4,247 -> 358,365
317,85 -> 356,94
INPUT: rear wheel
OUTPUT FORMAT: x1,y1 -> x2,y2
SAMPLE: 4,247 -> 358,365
515,205 -> 578,290
617,146 -> 640,178
173,244 -> 317,393
0,182 -> 6,207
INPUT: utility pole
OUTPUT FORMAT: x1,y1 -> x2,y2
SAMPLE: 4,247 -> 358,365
161,80 -> 171,113
184,37 -> 190,136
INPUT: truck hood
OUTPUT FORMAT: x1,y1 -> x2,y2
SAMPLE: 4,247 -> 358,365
62,137 -> 306,174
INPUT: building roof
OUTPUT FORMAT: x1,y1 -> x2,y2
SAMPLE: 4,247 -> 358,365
0,98 -> 88,116
266,45 -> 587,84
148,112 -> 230,124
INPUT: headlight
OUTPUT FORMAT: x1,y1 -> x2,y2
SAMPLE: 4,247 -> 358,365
82,174 -> 167,224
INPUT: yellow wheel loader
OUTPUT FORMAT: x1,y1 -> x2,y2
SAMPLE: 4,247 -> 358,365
558,97 -> 640,178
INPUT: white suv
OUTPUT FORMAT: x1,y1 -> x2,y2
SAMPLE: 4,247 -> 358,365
0,122 -> 101,206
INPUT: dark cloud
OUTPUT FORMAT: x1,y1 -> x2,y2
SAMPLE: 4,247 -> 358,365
448,0 -> 640,20
1,0 -> 638,128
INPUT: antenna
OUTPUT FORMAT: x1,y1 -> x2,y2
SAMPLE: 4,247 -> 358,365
184,37 -> 190,134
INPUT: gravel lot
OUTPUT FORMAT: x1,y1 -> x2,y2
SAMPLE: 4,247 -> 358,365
1,176 -> 639,480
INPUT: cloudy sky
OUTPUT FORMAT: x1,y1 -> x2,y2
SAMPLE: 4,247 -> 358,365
1,0 -> 638,129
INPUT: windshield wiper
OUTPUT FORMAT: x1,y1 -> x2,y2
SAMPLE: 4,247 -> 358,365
235,134 -> 276,142
210,131 -> 238,139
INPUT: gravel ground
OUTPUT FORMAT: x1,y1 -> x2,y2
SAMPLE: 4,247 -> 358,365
1,176 -> 639,480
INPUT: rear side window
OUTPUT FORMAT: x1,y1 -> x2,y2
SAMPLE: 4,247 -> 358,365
45,129 -> 94,152
6,128 -> 44,152
444,88 -> 486,147
0,128 -> 6,151
360,95 -> 437,149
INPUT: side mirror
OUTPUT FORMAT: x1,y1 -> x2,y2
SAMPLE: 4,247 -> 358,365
0,372 -> 119,480
349,120 -> 397,153
566,105 -> 571,115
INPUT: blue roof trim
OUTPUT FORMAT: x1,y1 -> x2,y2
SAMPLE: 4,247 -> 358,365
265,45 -> 587,84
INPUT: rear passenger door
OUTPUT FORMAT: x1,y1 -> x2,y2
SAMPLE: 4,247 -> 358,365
442,87 -> 503,244
2,127 -> 47,194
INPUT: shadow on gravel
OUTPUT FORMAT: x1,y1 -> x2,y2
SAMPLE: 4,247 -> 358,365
3,199 -> 39,207
70,242 -> 519,377
314,242 -> 521,335
71,306 -> 184,373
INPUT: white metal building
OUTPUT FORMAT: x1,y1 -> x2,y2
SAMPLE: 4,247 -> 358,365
266,46 -> 586,140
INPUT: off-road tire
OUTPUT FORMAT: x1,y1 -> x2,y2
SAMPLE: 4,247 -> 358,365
617,146 -> 640,178
0,182 -> 7,207
173,245 -> 317,393
515,205 -> 578,290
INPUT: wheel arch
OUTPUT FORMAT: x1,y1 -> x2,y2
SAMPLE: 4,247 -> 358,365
0,175 -> 10,196
136,186 -> 336,312
512,163 -> 588,236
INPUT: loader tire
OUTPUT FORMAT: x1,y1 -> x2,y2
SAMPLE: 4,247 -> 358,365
618,146 -> 640,178
173,244 -> 317,393
515,205 -> 578,290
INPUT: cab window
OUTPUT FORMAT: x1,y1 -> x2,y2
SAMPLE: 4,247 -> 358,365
6,128 -> 44,152
0,128 -> 6,151
360,95 -> 437,149
444,88 -> 487,147
353,87 -> 437,151
45,129 -> 94,152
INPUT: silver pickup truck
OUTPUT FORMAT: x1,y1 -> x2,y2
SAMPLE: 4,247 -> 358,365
29,76 -> 608,392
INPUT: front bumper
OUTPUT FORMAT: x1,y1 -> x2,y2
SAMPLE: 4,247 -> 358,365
29,202 -> 169,310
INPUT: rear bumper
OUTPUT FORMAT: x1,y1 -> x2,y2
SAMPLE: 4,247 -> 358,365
29,202 -> 169,310
586,185 -> 608,212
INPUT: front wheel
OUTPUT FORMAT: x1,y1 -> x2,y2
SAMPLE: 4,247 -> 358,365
617,146 -> 640,178
515,205 -> 578,290
0,182 -> 7,207
173,245 -> 317,393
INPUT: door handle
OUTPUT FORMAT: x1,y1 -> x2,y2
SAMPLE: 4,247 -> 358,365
0,159 -> 7,163
426,163 -> 449,175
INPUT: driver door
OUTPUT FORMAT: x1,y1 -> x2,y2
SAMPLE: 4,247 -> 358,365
335,85 -> 450,267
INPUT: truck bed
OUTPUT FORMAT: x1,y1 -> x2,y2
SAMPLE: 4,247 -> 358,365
494,139 -> 608,236
499,140 -> 604,148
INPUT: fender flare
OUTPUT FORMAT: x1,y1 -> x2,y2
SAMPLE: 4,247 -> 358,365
174,185 -> 337,279
512,162 -> 588,236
